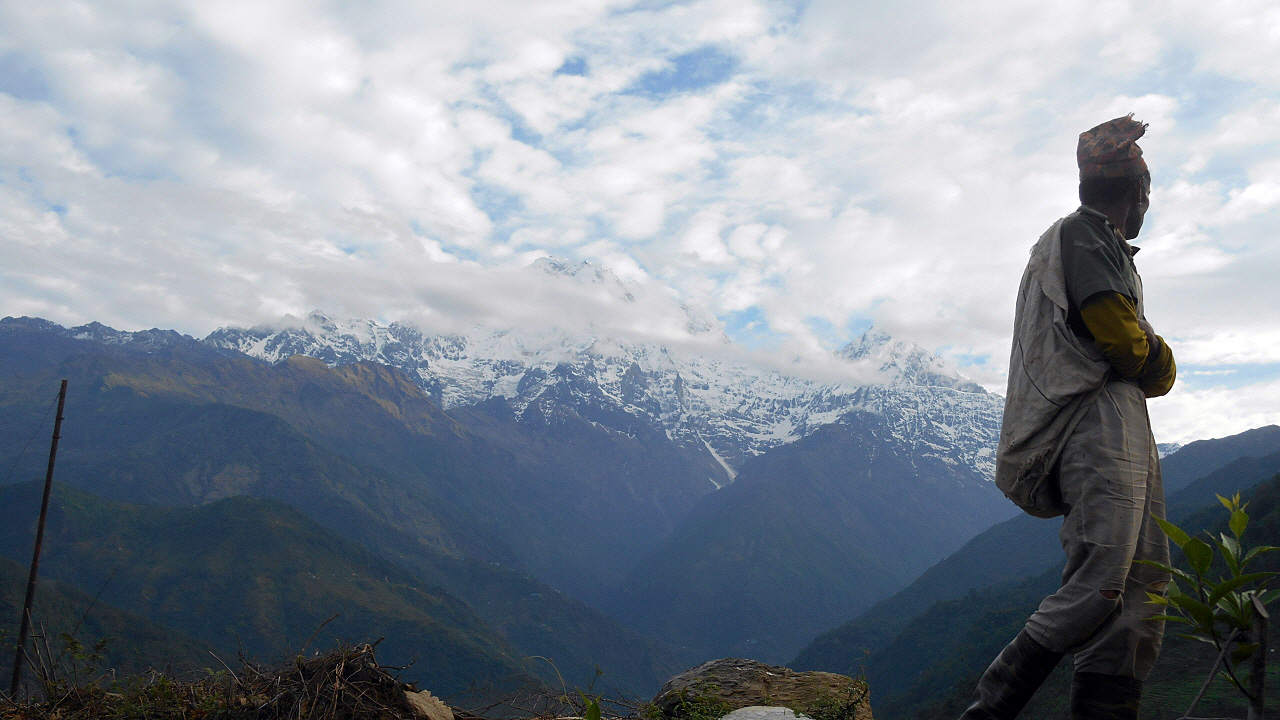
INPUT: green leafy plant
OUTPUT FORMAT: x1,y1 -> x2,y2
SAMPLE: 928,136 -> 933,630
795,679 -> 870,720
1141,492 -> 1280,717
663,685 -> 733,720
578,690 -> 603,720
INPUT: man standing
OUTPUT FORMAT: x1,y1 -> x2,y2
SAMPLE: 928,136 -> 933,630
962,115 -> 1177,720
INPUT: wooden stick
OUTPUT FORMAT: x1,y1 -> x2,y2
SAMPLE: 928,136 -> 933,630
9,380 -> 68,700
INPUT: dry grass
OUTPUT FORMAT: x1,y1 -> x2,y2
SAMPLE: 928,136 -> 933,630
1,643 -> 652,720
1,643 -> 431,720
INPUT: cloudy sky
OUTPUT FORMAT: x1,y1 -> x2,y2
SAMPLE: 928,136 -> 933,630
2,0 -> 1278,444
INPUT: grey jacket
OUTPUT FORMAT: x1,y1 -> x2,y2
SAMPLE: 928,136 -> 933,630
995,216 -> 1114,517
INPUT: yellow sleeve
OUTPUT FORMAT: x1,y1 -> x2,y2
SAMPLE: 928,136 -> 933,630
1079,292 -> 1176,397
1143,340 -> 1176,398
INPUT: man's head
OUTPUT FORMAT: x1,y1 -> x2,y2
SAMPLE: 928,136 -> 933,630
1077,115 -> 1151,239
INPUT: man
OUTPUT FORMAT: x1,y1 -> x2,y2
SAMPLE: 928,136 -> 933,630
963,115 -> 1177,720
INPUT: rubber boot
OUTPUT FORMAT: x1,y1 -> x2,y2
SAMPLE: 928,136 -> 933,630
958,629 -> 1064,720
1070,672 -> 1141,720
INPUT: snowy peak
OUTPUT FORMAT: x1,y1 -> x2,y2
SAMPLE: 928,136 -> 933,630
528,257 -> 723,339
531,257 -> 636,302
67,321 -> 194,349
838,330 -> 984,393
206,311 -> 1002,483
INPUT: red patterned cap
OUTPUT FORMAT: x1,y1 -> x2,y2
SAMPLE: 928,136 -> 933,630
1077,114 -> 1148,180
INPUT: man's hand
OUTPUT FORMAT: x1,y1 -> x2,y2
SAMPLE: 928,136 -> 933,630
1137,318 -> 1160,356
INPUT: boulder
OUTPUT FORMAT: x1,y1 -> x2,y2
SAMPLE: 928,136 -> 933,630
651,658 -> 871,720
405,688 -> 455,720
723,707 -> 811,720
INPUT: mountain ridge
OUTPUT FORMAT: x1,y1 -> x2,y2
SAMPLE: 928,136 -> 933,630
791,424 -> 1280,709
202,310 -> 1003,482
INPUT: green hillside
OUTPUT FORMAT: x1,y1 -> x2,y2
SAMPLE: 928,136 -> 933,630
867,473 -> 1280,720
793,427 -> 1280,677
0,324 -> 715,603
0,482 -> 532,696
791,512 -> 1057,676
608,418 -> 1013,663
0,322 -> 701,694
0,555 -> 214,691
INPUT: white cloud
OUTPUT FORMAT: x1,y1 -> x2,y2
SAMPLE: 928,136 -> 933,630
1151,379 -> 1280,446
2,0 -> 1280,442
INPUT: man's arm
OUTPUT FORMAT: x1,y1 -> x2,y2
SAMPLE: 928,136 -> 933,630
1079,292 -> 1176,397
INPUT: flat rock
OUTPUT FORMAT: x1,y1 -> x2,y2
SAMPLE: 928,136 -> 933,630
405,688 -> 454,720
723,707 -> 811,720
651,658 -> 871,720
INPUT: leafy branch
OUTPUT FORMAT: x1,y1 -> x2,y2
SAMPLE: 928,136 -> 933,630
1140,492 -> 1280,713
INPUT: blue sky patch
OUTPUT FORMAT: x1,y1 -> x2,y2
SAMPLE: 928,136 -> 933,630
725,306 -> 783,349
1179,362 -> 1280,390
803,315 -> 840,347
556,57 -> 588,76
0,52 -> 49,102
939,348 -> 992,370
628,46 -> 738,97
845,317 -> 874,340
1135,49 -> 1253,136
471,179 -> 525,220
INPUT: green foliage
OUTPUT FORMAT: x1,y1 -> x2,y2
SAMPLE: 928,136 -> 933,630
668,686 -> 734,720
0,321 -> 703,696
577,691 -> 604,720
2,643 -> 424,720
794,680 -> 870,720
1140,492 -> 1280,709
0,485 -> 532,697
643,680 -> 869,720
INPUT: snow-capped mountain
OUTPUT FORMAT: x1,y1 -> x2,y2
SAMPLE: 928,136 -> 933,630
205,310 -> 1002,484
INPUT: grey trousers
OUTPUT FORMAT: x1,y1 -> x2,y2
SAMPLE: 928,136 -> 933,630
1024,380 -> 1171,680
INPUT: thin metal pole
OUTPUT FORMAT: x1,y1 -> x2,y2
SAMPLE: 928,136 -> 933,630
9,379 -> 68,700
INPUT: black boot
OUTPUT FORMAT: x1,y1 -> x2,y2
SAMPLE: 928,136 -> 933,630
1070,672 -> 1141,720
958,629 -> 1064,720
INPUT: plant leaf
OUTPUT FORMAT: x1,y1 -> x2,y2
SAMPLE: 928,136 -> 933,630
1149,613 -> 1194,625
1145,591 -> 1170,606
1155,515 -> 1192,548
1135,559 -> 1194,586
1177,632 -> 1219,646
1219,494 -> 1235,512
1168,593 -> 1215,631
1216,592 -> 1249,627
1210,573 -> 1280,605
1184,537 -> 1214,576
1242,546 -> 1280,569
1216,535 -> 1242,577
1231,642 -> 1259,665
1231,509 -> 1249,539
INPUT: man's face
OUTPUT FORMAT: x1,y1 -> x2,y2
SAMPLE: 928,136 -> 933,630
1126,174 -> 1151,240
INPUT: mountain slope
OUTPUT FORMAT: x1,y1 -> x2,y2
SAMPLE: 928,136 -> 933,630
0,316 -> 717,599
0,317 -> 692,694
205,311 -> 1003,483
792,425 -> 1280,676
0,554 -> 215,688
2,314 -> 1007,609
0,482 -> 532,695
1160,425 -> 1280,494
605,412 -> 1014,663
872,473 -> 1280,720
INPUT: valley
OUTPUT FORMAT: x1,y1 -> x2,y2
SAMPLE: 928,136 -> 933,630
3,313 -> 1277,719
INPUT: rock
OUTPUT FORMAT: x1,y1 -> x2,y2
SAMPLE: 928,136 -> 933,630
651,658 -> 871,720
405,688 -> 455,720
723,707 -> 811,720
